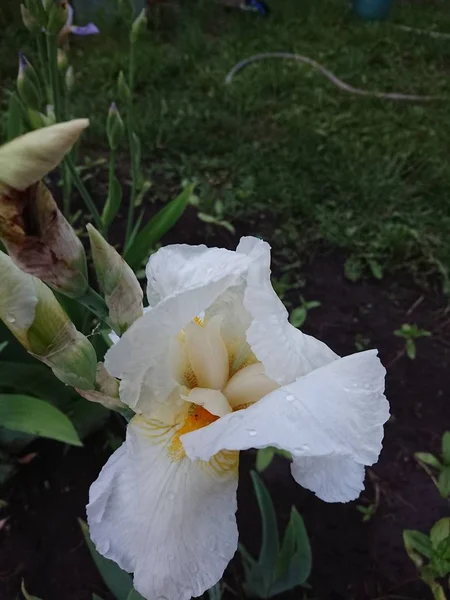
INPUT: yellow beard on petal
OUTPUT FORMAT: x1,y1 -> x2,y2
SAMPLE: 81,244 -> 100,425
168,404 -> 219,461
168,405 -> 239,475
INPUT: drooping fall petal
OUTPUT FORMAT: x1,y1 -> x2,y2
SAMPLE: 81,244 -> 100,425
182,350 -> 389,502
88,417 -> 238,600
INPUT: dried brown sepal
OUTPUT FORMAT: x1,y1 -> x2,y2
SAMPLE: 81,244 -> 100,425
0,181 -> 88,297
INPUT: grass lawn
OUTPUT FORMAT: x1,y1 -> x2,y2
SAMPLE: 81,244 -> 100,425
2,0 -> 450,288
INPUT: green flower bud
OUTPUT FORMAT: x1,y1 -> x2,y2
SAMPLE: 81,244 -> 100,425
77,363 -> 127,411
65,65 -> 75,92
106,102 -> 125,151
20,4 -> 40,33
87,224 -> 143,335
0,119 -> 88,191
17,53 -> 42,111
0,251 -> 96,390
57,48 -> 69,72
46,1 -> 69,35
27,109 -> 46,130
24,0 -> 47,27
130,8 -> 147,45
0,182 -> 89,298
40,104 -> 57,127
117,70 -> 131,106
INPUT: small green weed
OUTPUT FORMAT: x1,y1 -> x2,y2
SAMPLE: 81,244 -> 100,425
394,323 -> 431,360
289,298 -> 321,329
415,431 -> 450,499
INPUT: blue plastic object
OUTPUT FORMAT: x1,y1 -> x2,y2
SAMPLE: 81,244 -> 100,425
243,0 -> 270,16
353,0 -> 393,21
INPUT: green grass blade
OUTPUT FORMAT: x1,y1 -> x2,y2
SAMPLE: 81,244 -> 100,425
6,92 -> 23,142
250,470 -> 279,577
0,394 -> 82,446
124,184 -> 194,269
441,432 -> 450,465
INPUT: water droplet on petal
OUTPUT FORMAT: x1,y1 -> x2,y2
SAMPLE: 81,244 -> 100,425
207,535 -> 216,551
364,383 -> 370,390
167,491 -> 175,500
6,314 -> 16,324
294,444 -> 310,453
247,429 -> 257,437
192,564 -> 199,573
156,596 -> 169,600
286,394 -> 294,402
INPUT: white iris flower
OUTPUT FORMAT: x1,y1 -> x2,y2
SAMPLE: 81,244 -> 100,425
87,236 -> 389,600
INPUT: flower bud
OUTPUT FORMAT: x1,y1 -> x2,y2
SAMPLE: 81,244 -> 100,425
57,48 -> 69,72
17,52 -> 42,111
130,8 -> 147,45
0,251 -> 96,390
20,4 -> 40,33
106,103 -> 125,151
0,119 -> 88,191
0,182 -> 89,298
41,104 -> 57,127
65,66 -> 75,92
87,224 -> 143,335
118,0 -> 135,23
27,109 -> 46,130
24,0 -> 47,27
46,0 -> 69,34
77,363 -> 127,411
117,71 -> 131,106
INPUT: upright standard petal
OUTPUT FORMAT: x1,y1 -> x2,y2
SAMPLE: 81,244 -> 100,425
182,350 -> 389,502
106,246 -> 251,415
88,417 -> 238,600
146,243 -> 250,306
237,236 -> 339,384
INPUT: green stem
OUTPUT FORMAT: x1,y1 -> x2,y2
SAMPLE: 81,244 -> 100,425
66,156 -> 102,227
62,161 -> 72,217
129,42 -> 135,94
125,43 -> 137,250
77,286 -> 109,323
101,149 -> 116,237
60,78 -> 72,217
124,117 -> 137,249
46,34 -> 61,121
109,148 -> 116,189
36,33 -> 49,95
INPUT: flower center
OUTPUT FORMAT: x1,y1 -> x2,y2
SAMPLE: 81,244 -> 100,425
167,316 -> 278,460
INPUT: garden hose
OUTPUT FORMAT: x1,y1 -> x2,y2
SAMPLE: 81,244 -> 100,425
224,52 -> 444,102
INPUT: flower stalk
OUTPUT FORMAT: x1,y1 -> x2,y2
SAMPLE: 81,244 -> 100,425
124,9 -> 147,250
